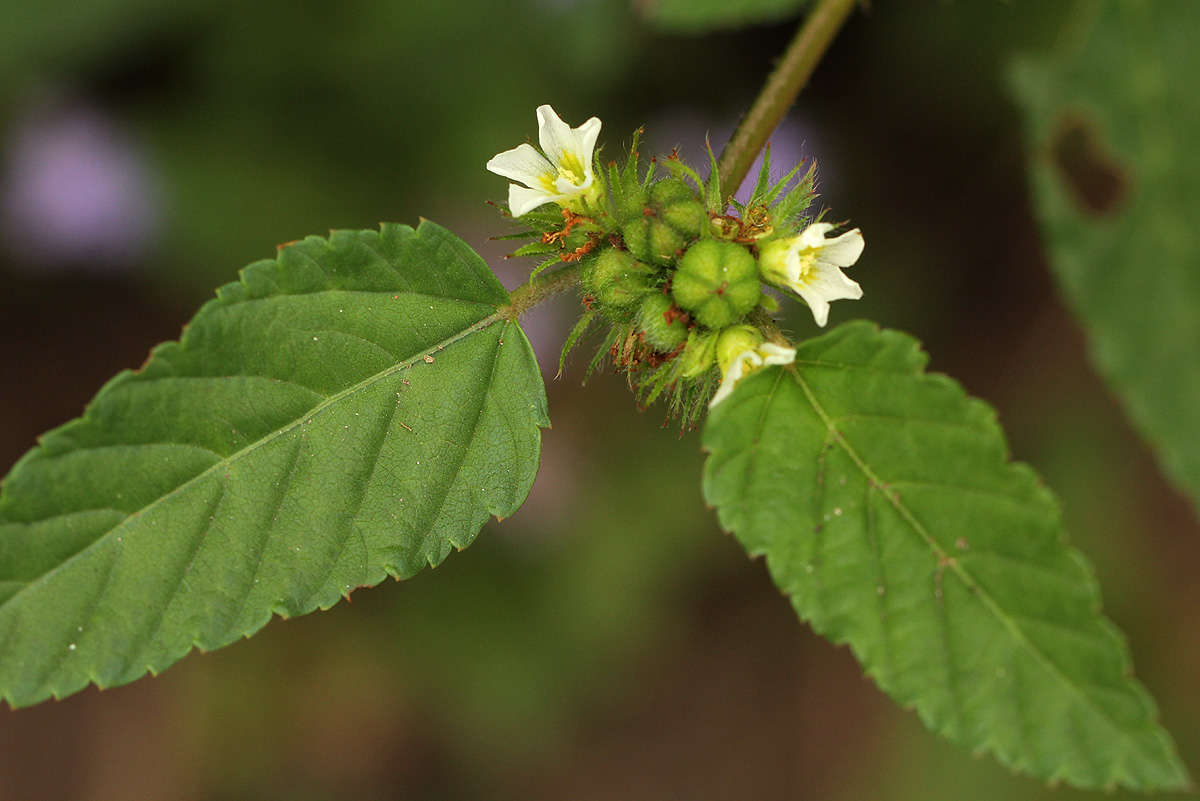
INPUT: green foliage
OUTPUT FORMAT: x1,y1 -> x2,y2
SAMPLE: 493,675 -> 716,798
701,321 -> 1190,790
1011,0 -> 1200,515
639,0 -> 808,33
0,222 -> 548,707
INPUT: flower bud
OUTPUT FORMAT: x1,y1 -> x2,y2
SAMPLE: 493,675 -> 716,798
581,248 -> 655,311
637,293 -> 689,352
671,239 -> 761,329
716,325 -> 763,373
678,329 -> 718,378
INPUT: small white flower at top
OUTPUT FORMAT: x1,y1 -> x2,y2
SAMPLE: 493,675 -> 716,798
758,222 -> 865,327
486,105 -> 602,217
710,326 -> 797,408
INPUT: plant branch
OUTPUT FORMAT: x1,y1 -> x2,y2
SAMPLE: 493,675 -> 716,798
717,0 -> 858,197
502,262 -> 585,319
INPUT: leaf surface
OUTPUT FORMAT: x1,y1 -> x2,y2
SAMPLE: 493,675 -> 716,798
0,221 -> 548,707
702,321 -> 1189,790
1011,0 -> 1200,514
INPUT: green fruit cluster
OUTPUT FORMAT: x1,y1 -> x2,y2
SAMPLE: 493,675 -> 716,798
576,172 -> 775,391
621,179 -> 708,266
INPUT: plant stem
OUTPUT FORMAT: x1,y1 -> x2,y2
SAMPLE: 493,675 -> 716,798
502,262 -> 585,319
717,0 -> 858,197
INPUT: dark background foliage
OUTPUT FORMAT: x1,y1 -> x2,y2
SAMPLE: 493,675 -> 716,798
1,1 -> 1195,798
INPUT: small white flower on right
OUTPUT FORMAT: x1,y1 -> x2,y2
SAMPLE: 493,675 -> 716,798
758,223 -> 865,327
710,326 -> 796,408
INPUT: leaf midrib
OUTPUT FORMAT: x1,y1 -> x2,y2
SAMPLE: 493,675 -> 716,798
0,310 -> 506,615
780,361 -> 1162,767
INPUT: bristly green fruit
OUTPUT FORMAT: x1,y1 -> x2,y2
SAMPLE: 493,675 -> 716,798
648,220 -> 686,264
671,240 -> 760,329
581,248 -> 657,312
660,200 -> 707,237
679,329 -> 718,378
649,178 -> 707,238
622,218 -> 686,266
637,293 -> 689,352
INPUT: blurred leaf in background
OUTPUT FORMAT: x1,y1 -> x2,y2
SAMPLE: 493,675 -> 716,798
1012,0 -> 1200,518
637,0 -> 808,32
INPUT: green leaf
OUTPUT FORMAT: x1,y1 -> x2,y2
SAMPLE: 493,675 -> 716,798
701,321 -> 1190,790
0,221 -> 548,707
1011,1 -> 1200,515
639,0 -> 808,32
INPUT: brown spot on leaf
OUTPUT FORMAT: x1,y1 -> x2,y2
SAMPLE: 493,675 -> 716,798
1049,114 -> 1130,217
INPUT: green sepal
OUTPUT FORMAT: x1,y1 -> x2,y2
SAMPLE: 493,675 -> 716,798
704,140 -> 724,214
558,310 -> 598,378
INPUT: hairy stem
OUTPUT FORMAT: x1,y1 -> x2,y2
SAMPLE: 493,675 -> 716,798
716,0 -> 858,197
502,262 -> 585,319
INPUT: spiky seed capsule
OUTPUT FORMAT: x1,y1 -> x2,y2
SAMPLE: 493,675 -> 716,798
581,248 -> 656,312
671,240 -> 761,329
637,293 -> 689,352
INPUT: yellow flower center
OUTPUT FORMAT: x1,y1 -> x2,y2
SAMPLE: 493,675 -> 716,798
794,250 -> 819,284
557,152 -> 586,187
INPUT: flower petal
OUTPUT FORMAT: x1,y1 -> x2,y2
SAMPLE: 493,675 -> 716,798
710,351 -> 760,407
817,228 -> 864,267
486,143 -> 554,188
795,222 -> 835,250
553,174 -> 592,195
535,105 -> 578,170
508,184 -> 557,217
793,263 -> 862,327
759,343 -> 797,366
797,290 -> 832,327
575,116 -> 602,182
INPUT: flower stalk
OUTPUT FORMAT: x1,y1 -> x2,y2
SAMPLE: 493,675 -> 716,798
716,0 -> 858,197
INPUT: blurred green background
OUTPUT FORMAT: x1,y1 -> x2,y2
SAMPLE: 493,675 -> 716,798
1,1 -> 1196,799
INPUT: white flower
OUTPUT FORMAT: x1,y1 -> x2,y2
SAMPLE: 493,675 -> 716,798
758,223 -> 865,327
485,105 -> 602,217
710,336 -> 796,408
